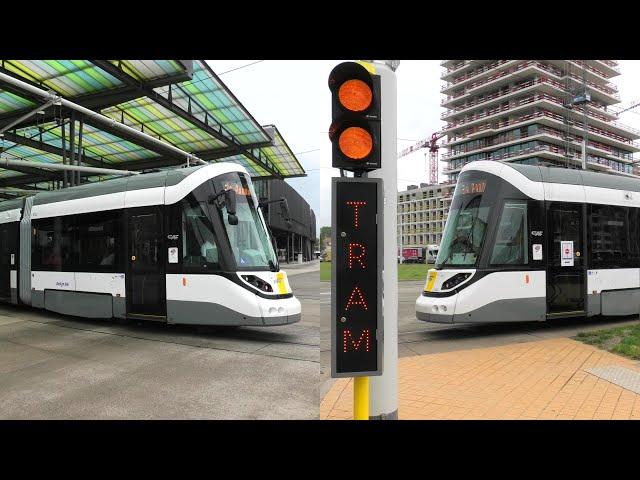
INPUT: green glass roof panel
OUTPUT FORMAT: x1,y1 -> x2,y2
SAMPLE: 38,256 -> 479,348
214,154 -> 269,177
153,61 -> 270,146
17,122 -> 158,164
115,60 -> 186,82
2,60 -> 124,97
0,167 -> 25,179
0,139 -> 67,179
0,90 -> 35,114
259,125 -> 305,177
100,97 -> 227,152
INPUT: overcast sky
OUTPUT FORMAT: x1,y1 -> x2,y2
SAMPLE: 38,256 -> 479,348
208,60 -> 640,231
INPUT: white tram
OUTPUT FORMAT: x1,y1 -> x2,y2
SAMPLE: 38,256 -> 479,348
417,160 -> 640,324
0,163 -> 301,326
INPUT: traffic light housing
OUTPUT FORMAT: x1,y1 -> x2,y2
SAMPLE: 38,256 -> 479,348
328,62 -> 381,172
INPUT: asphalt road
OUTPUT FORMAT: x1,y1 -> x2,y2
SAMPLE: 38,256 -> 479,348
320,279 -> 640,393
0,270 -> 319,420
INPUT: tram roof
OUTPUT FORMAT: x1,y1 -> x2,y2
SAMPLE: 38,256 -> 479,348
0,163 -> 250,212
462,160 -> 640,193
0,60 -> 305,197
503,162 -> 640,192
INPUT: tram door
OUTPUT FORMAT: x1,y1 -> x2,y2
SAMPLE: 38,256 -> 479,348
126,207 -> 166,319
546,202 -> 585,315
0,224 -> 17,301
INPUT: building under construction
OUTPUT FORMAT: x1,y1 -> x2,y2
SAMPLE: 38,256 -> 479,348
440,60 -> 640,181
397,60 -> 640,256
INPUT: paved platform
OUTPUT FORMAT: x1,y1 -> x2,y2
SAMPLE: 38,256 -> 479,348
321,338 -> 640,420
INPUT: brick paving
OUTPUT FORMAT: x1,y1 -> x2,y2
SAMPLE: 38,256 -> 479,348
320,338 -> 640,420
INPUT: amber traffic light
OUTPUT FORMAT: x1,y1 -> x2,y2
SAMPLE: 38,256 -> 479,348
329,62 -> 381,171
338,79 -> 373,112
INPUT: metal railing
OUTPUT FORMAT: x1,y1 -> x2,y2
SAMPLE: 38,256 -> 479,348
441,77 -> 614,119
441,60 -> 620,101
443,107 -> 640,144
442,124 -> 635,162
443,143 -> 633,174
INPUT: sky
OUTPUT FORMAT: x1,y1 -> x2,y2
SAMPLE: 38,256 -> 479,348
207,60 -> 640,231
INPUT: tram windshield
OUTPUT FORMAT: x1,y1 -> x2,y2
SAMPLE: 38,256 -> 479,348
214,173 -> 278,271
436,172 -> 495,268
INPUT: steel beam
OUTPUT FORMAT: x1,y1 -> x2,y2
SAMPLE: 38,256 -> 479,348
0,98 -> 57,135
1,130 -> 119,170
0,158 -> 139,176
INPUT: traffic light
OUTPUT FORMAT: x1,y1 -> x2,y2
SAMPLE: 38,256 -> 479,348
328,62 -> 381,172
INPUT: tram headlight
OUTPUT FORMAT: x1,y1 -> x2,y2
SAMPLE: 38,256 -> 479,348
241,275 -> 274,293
442,273 -> 471,290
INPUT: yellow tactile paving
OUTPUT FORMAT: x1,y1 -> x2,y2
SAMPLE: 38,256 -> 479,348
320,338 -> 640,420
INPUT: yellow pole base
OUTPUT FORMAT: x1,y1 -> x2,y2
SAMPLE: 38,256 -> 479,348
354,376 -> 369,420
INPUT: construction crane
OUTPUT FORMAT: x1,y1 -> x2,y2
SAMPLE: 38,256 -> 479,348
397,131 -> 446,184
611,99 -> 640,116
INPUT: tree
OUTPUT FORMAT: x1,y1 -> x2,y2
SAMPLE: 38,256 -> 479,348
320,226 -> 331,247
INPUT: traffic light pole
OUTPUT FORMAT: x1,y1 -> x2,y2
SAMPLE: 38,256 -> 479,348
367,61 -> 398,420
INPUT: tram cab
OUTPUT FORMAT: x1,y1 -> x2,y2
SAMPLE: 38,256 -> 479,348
417,160 -> 640,324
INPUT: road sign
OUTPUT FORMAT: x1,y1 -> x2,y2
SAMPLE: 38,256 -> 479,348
331,177 -> 383,377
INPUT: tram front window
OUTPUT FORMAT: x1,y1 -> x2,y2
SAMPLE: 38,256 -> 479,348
215,174 -> 278,271
437,173 -> 494,268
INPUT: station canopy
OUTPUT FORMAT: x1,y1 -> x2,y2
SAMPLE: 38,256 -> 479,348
0,60 -> 305,195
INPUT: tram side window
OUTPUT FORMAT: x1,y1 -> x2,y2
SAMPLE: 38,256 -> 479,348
630,208 -> 640,265
32,217 -> 76,270
181,198 -> 220,269
76,212 -> 120,271
490,200 -> 528,266
589,205 -> 632,269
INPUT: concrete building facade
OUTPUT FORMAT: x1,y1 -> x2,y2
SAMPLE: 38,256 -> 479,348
397,182 -> 454,249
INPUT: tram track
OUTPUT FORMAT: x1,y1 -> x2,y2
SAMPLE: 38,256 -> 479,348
7,315 -> 319,363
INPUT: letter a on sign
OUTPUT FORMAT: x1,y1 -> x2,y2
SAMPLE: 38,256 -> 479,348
345,285 -> 368,311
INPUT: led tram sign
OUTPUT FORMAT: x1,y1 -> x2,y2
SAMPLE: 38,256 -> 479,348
459,180 -> 487,195
331,177 -> 383,377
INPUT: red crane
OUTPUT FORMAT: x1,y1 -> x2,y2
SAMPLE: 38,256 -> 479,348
398,131 -> 446,184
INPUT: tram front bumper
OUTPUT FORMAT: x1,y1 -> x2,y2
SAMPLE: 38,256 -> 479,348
258,295 -> 301,326
415,293 -> 456,324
